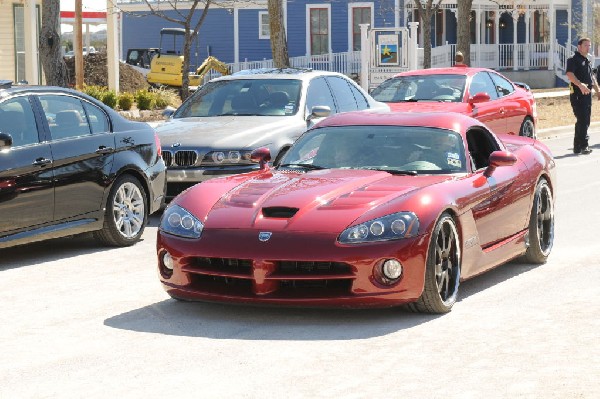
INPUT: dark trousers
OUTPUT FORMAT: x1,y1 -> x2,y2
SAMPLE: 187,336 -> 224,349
570,93 -> 591,152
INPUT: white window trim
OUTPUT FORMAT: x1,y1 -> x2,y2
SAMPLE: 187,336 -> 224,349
258,10 -> 270,39
347,2 -> 374,52
306,3 -> 332,56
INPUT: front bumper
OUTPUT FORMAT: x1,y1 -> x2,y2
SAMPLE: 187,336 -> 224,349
166,165 -> 260,199
157,229 -> 429,308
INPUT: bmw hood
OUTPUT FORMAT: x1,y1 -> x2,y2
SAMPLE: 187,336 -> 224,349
192,169 -> 449,233
156,116 -> 300,148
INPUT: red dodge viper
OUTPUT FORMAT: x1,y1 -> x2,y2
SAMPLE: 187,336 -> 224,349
157,111 -> 555,313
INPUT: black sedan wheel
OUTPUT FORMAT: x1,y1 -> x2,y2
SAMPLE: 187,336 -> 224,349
519,116 -> 536,139
523,178 -> 554,263
95,175 -> 147,247
408,212 -> 461,314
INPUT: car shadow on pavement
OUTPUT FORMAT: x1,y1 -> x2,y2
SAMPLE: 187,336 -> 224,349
458,259 -> 544,302
104,300 -> 442,340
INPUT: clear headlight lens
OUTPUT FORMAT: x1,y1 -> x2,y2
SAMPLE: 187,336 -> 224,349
160,205 -> 204,239
338,212 -> 420,244
203,150 -> 253,165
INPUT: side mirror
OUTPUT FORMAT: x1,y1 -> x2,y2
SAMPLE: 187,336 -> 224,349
0,132 -> 13,150
250,147 -> 272,170
162,107 -> 176,119
468,92 -> 490,104
484,150 -> 517,177
307,105 -> 331,122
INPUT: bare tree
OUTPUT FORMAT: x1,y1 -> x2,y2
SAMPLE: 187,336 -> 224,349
119,0 -> 213,100
457,0 -> 474,66
268,0 -> 289,68
411,0 -> 443,69
39,1 -> 68,86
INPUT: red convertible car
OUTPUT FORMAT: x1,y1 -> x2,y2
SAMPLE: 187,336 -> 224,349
370,66 -> 538,139
156,111 -> 555,313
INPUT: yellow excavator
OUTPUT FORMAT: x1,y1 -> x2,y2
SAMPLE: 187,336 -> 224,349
145,28 -> 230,88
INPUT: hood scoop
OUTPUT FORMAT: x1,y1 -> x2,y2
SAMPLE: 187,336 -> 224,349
262,206 -> 299,218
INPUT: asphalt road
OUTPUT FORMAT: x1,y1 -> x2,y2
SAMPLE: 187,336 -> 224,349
1,126 -> 599,399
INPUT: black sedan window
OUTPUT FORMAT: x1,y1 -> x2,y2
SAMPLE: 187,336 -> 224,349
39,95 -> 92,139
0,97 -> 39,147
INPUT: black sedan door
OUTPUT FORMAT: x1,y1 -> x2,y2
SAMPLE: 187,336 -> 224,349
0,95 -> 54,236
36,94 -> 115,221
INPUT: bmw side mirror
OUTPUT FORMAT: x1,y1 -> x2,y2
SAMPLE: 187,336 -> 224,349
162,106 -> 176,119
484,150 -> 517,177
307,105 -> 331,122
0,132 -> 13,150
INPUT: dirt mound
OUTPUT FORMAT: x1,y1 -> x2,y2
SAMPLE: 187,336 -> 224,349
65,52 -> 149,93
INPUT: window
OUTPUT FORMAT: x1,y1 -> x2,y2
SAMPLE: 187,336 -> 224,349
489,73 -> 514,97
13,4 -> 41,83
306,77 -> 336,115
351,6 -> 371,51
470,73 -> 499,100
326,77 -> 358,113
309,7 -> 329,55
259,11 -> 270,39
0,97 -> 39,147
39,95 -> 93,139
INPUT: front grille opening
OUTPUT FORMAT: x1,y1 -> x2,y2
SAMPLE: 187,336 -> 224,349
162,151 -> 173,166
191,257 -> 253,275
278,261 -> 352,275
174,150 -> 198,167
279,279 -> 352,290
262,207 -> 299,218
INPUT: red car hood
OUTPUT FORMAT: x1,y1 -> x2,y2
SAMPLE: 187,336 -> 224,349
387,101 -> 469,114
193,169 -> 450,233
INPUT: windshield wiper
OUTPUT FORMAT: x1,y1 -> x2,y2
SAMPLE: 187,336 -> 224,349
279,163 -> 326,170
360,167 -> 418,175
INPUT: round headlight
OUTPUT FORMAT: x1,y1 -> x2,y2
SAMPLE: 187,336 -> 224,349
212,152 -> 225,163
181,215 -> 195,230
370,221 -> 385,236
228,151 -> 241,163
382,259 -> 403,280
348,224 -> 369,240
391,219 -> 407,235
167,212 -> 181,227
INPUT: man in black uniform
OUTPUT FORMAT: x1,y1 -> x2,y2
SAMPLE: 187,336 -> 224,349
566,37 -> 600,155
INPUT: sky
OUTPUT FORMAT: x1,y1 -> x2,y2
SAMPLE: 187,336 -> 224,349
60,0 -> 108,33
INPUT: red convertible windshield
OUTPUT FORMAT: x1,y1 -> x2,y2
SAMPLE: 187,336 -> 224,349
371,74 -> 467,103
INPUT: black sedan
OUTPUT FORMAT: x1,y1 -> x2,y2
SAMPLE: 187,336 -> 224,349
0,81 -> 166,248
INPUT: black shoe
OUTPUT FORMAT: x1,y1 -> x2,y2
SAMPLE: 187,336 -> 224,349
573,149 -> 581,154
581,147 -> 592,155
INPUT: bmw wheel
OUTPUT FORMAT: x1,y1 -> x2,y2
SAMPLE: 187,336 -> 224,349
519,116 -> 536,139
523,178 -> 554,263
95,175 -> 148,247
408,212 -> 461,314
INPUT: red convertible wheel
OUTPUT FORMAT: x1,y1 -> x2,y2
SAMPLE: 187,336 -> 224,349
524,178 -> 554,263
519,116 -> 536,139
409,213 -> 461,313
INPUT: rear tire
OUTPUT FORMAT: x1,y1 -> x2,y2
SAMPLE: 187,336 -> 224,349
407,212 -> 461,313
523,178 -> 554,263
519,116 -> 536,139
95,175 -> 148,247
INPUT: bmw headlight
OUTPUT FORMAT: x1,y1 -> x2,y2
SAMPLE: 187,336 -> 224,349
202,150 -> 254,165
338,212 -> 420,244
160,205 -> 204,239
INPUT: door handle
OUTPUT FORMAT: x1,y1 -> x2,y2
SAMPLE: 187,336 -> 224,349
32,157 -> 52,167
95,146 -> 114,154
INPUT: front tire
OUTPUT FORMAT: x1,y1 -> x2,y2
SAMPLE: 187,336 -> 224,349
95,175 -> 148,247
408,212 -> 461,313
519,116 -> 536,139
523,178 -> 554,263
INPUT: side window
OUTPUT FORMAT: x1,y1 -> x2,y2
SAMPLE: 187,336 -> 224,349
326,76 -> 358,112
0,96 -> 39,147
83,102 -> 110,133
305,77 -> 337,115
348,82 -> 369,109
489,72 -> 515,97
466,128 -> 500,170
39,95 -> 91,140
470,72 -> 499,100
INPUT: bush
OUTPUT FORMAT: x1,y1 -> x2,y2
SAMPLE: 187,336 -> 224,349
150,87 -> 181,109
101,90 -> 118,109
81,85 -> 106,101
118,92 -> 135,111
135,89 -> 155,110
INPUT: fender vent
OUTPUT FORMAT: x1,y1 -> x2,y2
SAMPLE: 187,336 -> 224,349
262,206 -> 299,218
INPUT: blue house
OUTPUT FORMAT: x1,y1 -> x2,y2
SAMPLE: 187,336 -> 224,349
117,1 -> 594,88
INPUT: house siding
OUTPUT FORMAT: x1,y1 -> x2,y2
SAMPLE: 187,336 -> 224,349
238,9 -> 271,62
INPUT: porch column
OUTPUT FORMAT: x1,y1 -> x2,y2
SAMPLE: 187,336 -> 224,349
106,0 -> 119,92
408,22 -> 419,70
524,10 -> 530,71
567,9 -> 572,48
475,8 -> 481,67
548,5 -> 555,70
359,24 -> 369,91
395,0 -> 400,28
512,10 -> 518,71
24,0 -> 39,84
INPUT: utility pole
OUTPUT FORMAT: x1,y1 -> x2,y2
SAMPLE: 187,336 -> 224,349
74,0 -> 84,89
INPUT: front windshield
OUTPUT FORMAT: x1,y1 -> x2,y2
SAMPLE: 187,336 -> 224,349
371,74 -> 466,103
174,78 -> 302,118
279,125 -> 467,174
